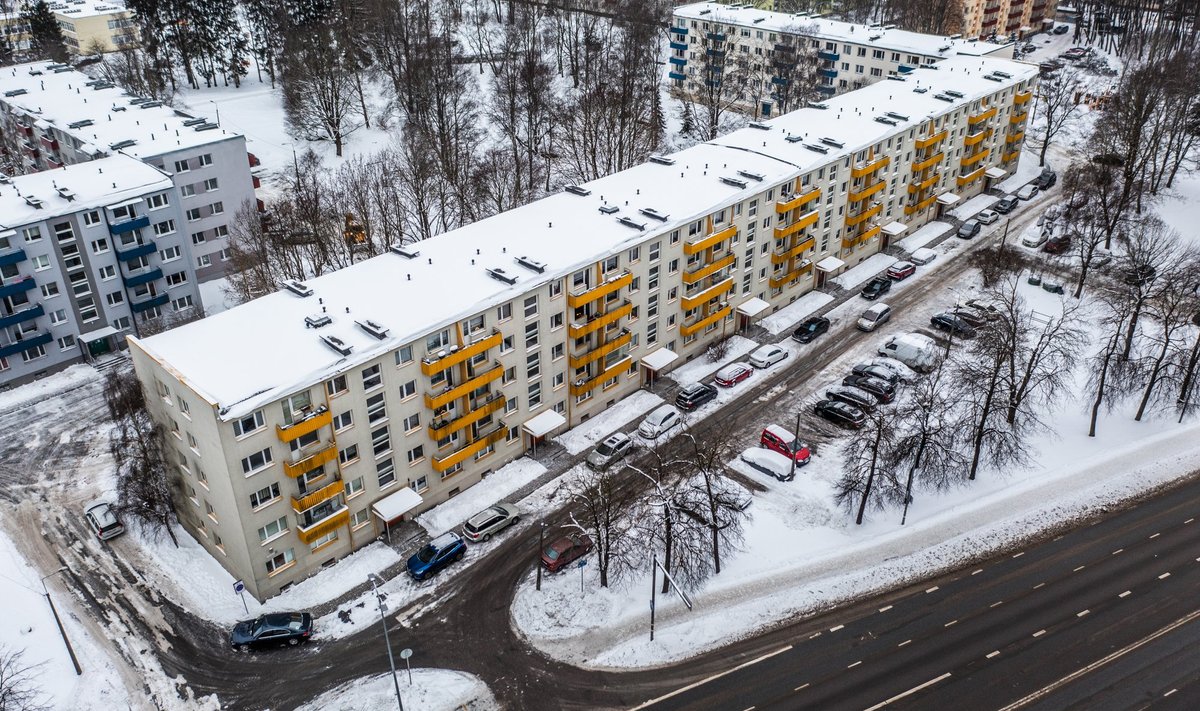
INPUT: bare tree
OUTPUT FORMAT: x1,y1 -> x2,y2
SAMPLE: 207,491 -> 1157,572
1004,295 -> 1087,426
281,23 -> 363,157
1083,291 -> 1140,437
564,466 -> 637,588
890,0 -> 964,36
627,443 -> 691,594
1133,252 -> 1200,421
892,367 -> 967,523
676,432 -> 750,575
1116,217 -> 1186,360
834,408 -> 900,524
1028,68 -> 1084,167
0,646 -> 49,711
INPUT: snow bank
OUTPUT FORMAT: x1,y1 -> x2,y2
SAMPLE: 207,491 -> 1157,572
0,365 -> 99,414
416,458 -> 547,536
830,253 -> 897,290
897,221 -> 952,252
947,194 -> 998,219
554,390 -> 664,455
297,669 -> 497,711
662,336 -> 758,384
759,292 -> 835,336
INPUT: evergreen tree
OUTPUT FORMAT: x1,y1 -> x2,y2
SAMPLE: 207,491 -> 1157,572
23,0 -> 68,63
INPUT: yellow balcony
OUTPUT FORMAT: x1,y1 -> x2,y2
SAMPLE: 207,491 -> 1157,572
292,479 -> 345,513
850,155 -> 890,179
961,148 -> 990,167
276,408 -> 331,443
431,427 -> 508,473
770,236 -> 815,265
1010,111 -> 1028,125
424,364 -> 504,410
965,129 -> 992,147
681,278 -> 733,310
845,203 -> 881,227
680,304 -> 732,337
1007,131 -> 1025,144
908,173 -> 941,193
912,152 -> 944,172
849,180 -> 886,203
682,253 -> 736,285
969,106 -> 997,125
569,355 -> 633,396
903,194 -> 939,215
956,166 -> 987,186
428,394 -> 507,440
775,188 -> 821,213
568,301 -> 632,339
296,507 -> 349,544
915,129 -> 947,150
1014,90 -> 1032,105
768,261 -> 813,289
567,271 -> 632,309
773,209 -> 820,240
283,443 -> 338,479
1002,149 -> 1021,163
683,225 -> 737,256
569,330 -> 632,370
842,224 -> 881,249
420,331 -> 502,377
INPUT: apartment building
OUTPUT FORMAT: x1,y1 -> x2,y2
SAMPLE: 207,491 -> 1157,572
128,55 -> 1038,601
670,2 -> 1012,117
0,61 -> 256,282
1,8 -> 32,55
53,0 -> 138,53
962,0 -> 1056,41
0,155 -> 201,386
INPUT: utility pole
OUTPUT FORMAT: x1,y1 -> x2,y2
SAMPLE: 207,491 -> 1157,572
367,573 -> 403,711
649,553 -> 657,641
536,522 -> 546,591
42,567 -> 81,675
790,410 -> 801,480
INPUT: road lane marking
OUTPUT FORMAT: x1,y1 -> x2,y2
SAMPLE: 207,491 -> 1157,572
1165,689 -> 1177,697
809,632 -> 822,639
1077,610 -> 1090,617
987,651 -> 1001,659
848,661 -> 862,669
1012,552 -> 1025,558
1159,572 -> 1171,579
742,707 -> 755,711
862,673 -> 952,711
990,601 -> 1004,608
1033,582 -> 1046,589
998,609 -> 1200,711
879,605 -> 893,613
1185,518 -> 1194,524
972,569 -> 983,575
1112,549 -> 1124,555
794,683 -> 809,692
1033,630 -> 1046,637
1119,591 -> 1132,598
1149,533 -> 1161,539
898,639 -> 912,647
830,624 -> 844,632
926,586 -> 939,593
629,644 -> 794,710
945,620 -> 958,627
1073,565 -> 1085,572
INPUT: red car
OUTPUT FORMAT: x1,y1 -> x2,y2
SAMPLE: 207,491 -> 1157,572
541,534 -> 593,573
886,261 -> 916,281
714,362 -> 752,387
760,424 -> 811,464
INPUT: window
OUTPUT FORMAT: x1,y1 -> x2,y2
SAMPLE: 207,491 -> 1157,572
174,159 -> 190,173
40,282 -> 59,298
83,210 -> 100,226
233,411 -> 265,437
366,393 -> 387,424
629,246 -> 640,262
181,184 -> 196,197
326,374 -> 348,397
250,483 -> 280,509
497,303 -> 512,321
523,295 -> 538,319
165,271 -> 188,287
649,241 -> 660,261
395,345 -> 413,365
159,245 -> 181,262
333,410 -> 353,431
339,444 -> 360,465
32,254 -> 50,271
187,432 -> 199,450
48,308 -> 67,325
410,475 -> 428,493
21,344 -> 46,361
266,549 -> 295,574
148,193 -> 169,210
154,220 -> 176,236
526,352 -> 541,378
198,153 -> 213,167
210,201 -> 224,215
346,477 -> 364,498
186,208 -> 202,221
399,380 -> 416,399
376,457 -> 396,487
549,280 -> 562,298
372,426 -> 391,457
191,231 -> 206,245
57,335 -> 76,351
91,238 -> 109,254
351,509 -> 370,528
407,445 -> 424,464
362,364 -> 382,390
172,295 -> 194,312
241,447 -> 273,475
525,321 -> 539,348
528,381 -> 542,408
196,255 -> 212,269
22,227 -> 41,243
204,178 -> 219,191
426,330 -> 449,351
402,413 -> 420,432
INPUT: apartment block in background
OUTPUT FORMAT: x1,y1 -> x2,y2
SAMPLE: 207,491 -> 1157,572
1,1 -> 138,56
963,0 -> 1056,41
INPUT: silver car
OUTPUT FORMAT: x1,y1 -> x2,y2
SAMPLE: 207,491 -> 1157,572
586,432 -> 634,470
84,500 -> 125,541
462,503 -> 520,543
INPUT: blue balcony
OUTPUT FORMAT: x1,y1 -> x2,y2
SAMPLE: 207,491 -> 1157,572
0,331 -> 52,359
669,56 -> 687,66
668,71 -> 686,81
116,241 -> 155,261
670,41 -> 687,51
817,84 -> 838,95
0,248 -> 27,267
0,277 -> 36,299
670,26 -> 687,36
0,304 -> 43,329
818,67 -> 839,78
818,50 -> 840,62
130,292 -> 169,313
109,215 -> 150,235
772,76 -> 790,85
898,64 -> 916,74
706,32 -> 726,42
123,267 -> 163,288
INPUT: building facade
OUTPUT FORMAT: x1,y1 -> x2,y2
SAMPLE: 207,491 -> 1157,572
962,0 -> 1056,41
129,56 -> 1038,601
0,61 -> 256,282
54,0 -> 139,53
0,155 -> 202,386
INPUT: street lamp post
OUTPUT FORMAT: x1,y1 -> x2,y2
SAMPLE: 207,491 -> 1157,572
536,522 -> 547,591
41,567 -> 81,675
366,573 -> 404,711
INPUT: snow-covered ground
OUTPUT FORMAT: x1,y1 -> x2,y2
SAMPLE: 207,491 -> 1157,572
416,457 -> 547,536
0,364 -> 99,413
198,277 -> 235,316
760,292 -> 835,336
554,390 -> 664,455
831,253 -> 898,290
897,221 -> 952,251
947,194 -> 998,220
298,669 -> 497,711
662,336 -> 757,384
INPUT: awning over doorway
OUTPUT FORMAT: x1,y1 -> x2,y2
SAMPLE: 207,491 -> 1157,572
522,410 -> 566,438
78,325 -> 119,342
881,221 -> 908,236
936,192 -> 961,206
985,167 -> 1007,179
371,487 -> 423,525
641,348 -> 679,371
736,298 -> 771,318
815,256 -> 845,273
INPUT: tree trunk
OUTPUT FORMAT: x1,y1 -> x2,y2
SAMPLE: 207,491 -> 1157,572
968,361 -> 1002,480
1178,329 -> 1200,423
1135,336 -> 1172,421
1090,335 -> 1117,436
661,509 -> 672,595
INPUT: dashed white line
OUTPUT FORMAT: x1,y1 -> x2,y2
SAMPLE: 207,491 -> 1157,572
945,620 -> 958,628
1149,532 -> 1161,539
926,586 -> 940,593
1185,518 -> 1194,524
1012,552 -> 1025,559
1073,565 -> 1086,572
848,660 -> 863,669
742,706 -> 756,711
628,645 -> 794,710
795,683 -> 810,692
1165,689 -> 1177,697
987,651 -> 1001,659
1077,609 -> 1090,618
898,639 -> 912,647
990,601 -> 1004,608
1119,591 -> 1132,598
863,673 -> 952,711
809,632 -> 822,640
971,568 -> 983,576
1112,549 -> 1124,555
1033,582 -> 1046,590
879,605 -> 893,613
829,624 -> 844,632
1159,572 -> 1171,580
1033,629 -> 1047,637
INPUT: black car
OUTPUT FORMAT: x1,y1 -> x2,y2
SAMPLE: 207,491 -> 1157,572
792,316 -> 831,343
1053,24 -> 1070,34
675,382 -> 718,411
957,220 -> 982,239
826,386 -> 876,412
842,374 -> 896,403
994,196 -> 1019,214
860,278 -> 892,300
954,309 -> 989,329
814,399 -> 867,429
1034,169 -> 1057,189
930,312 -> 977,338
850,363 -> 900,387
230,612 -> 313,652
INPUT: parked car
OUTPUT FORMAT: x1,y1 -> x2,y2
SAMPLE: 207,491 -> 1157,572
957,220 -> 981,239
814,399 -> 867,429
675,382 -> 717,411
861,277 -> 892,300
1062,47 -> 1088,60
715,362 -> 753,387
1124,264 -> 1157,286
1022,229 -> 1048,248
976,209 -> 1000,225
1090,250 -> 1113,268
953,308 -> 989,329
868,357 -> 917,383
407,532 -> 467,580
994,195 -> 1019,214
1043,234 -> 1072,254
792,316 -> 831,343
760,424 -> 812,465
229,612 -> 314,652
83,500 -> 125,541
639,405 -> 683,438
930,312 -> 978,338
857,302 -> 892,332
842,374 -> 896,403
961,299 -> 1002,321
462,503 -> 521,542
541,533 -> 593,573
878,333 -> 939,372
1054,24 -> 1070,34
586,433 -> 634,471
749,344 -> 788,369
1016,184 -> 1040,201
740,448 -> 797,482
910,248 -> 937,265
851,363 -> 900,386
1034,168 -> 1057,189
886,261 -> 916,280
826,385 -> 877,412
1039,61 -> 1061,76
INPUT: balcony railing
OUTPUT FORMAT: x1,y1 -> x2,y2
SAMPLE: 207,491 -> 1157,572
0,331 -> 52,359
843,225 -> 881,249
0,277 -> 36,299
682,253 -> 736,285
1014,90 -> 1032,105
0,248 -> 27,267
1007,131 -> 1025,144
115,241 -> 155,261
425,363 -> 505,410
683,225 -> 737,256
109,215 -> 150,235
908,173 -> 941,193
291,479 -> 345,513
295,507 -> 349,544
570,355 -> 633,397
1002,149 -> 1021,163
769,237 -> 815,265
431,425 -> 508,473
775,188 -> 820,213
845,203 -> 882,227
130,292 -> 169,313
569,301 -> 632,339
848,180 -> 886,203
123,267 -> 163,288
680,304 -> 732,337
283,443 -> 338,479
428,393 -> 507,440
817,50 -> 839,62
965,129 -> 993,147
904,194 -> 940,215
968,106 -> 998,125
1010,111 -> 1028,125
569,329 -> 632,371
567,271 -> 632,309
912,152 -> 944,172
915,129 -> 948,150
773,209 -> 819,239
276,407 -> 331,443
681,278 -> 733,310
768,260 -> 813,289
420,330 -> 502,377
0,304 -> 43,329
850,156 -> 889,179
957,166 -> 988,186
961,148 -> 991,167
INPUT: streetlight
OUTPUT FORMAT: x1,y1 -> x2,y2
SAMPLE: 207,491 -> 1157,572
535,522 -> 547,591
366,573 -> 403,711
209,100 -> 221,128
41,566 -> 81,675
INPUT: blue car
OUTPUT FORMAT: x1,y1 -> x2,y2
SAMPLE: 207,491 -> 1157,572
407,531 -> 467,580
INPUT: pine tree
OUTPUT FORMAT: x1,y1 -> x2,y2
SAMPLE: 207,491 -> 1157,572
24,0 -> 69,63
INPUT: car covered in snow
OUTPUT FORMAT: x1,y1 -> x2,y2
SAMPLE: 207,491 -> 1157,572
910,248 -> 937,266
587,433 -> 634,471
739,448 -> 797,482
639,405 -> 683,439
230,612 -> 313,652
976,209 -> 1000,225
749,344 -> 788,369
715,362 -> 753,387
1016,184 -> 1040,201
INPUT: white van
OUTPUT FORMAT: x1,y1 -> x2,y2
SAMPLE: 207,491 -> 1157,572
857,303 -> 892,332
877,333 -> 939,372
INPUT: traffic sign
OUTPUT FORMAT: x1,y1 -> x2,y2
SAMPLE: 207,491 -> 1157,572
233,580 -> 245,594
399,648 -> 413,660
577,558 -> 587,568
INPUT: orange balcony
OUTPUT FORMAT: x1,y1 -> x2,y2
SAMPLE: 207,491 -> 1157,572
424,364 -> 504,409
775,188 -> 821,213
965,129 -> 993,147
768,261 -> 813,289
283,443 -> 338,479
904,194 -> 939,215
428,393 -> 507,440
1014,90 -> 1032,105
1002,149 -> 1021,163
969,106 -> 998,125
276,408 -> 331,443
845,203 -> 881,227
683,225 -> 737,255
681,278 -> 733,310
842,224 -> 881,249
915,129 -> 948,150
850,155 -> 890,179
569,355 -> 633,396
569,301 -> 632,339
773,209 -> 820,240
680,304 -> 732,337
912,152 -> 944,172
961,148 -> 990,167
292,479 -> 345,513
295,507 -> 349,544
1010,111 -> 1028,125
908,173 -> 941,193
1007,131 -> 1025,144
567,271 -> 632,308
431,426 -> 509,473
770,236 -> 815,265
957,166 -> 987,187
682,253 -> 736,285
421,331 -> 502,377
569,330 -> 632,370
848,180 -> 886,203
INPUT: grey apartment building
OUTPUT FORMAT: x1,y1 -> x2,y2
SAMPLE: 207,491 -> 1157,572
129,56 -> 1038,600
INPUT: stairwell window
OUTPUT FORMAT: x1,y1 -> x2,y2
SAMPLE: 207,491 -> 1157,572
241,447 -> 273,476
362,364 -> 383,390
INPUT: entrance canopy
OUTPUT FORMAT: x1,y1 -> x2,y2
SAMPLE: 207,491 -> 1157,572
372,487 -> 423,525
936,192 -> 961,206
522,410 -> 566,438
816,256 -> 845,273
736,297 -> 771,318
641,348 -> 679,371
985,167 -> 1007,179
79,325 -> 119,342
881,221 -> 908,237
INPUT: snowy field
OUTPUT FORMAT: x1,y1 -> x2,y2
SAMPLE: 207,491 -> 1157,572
298,669 -> 497,711
416,458 -> 547,536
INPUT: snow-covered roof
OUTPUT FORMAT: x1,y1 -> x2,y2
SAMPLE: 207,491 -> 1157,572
49,0 -> 131,20
0,154 -> 172,229
371,487 -> 423,525
135,55 -> 1036,420
674,2 -> 1010,56
0,61 -> 242,160
522,410 -> 566,438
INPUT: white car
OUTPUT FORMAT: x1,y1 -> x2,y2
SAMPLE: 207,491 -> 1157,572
1016,184 -> 1040,200
739,448 -> 796,482
1022,229 -> 1048,248
84,500 -> 125,541
910,247 -> 937,265
976,209 -> 999,225
748,344 -> 788,369
638,405 -> 683,439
